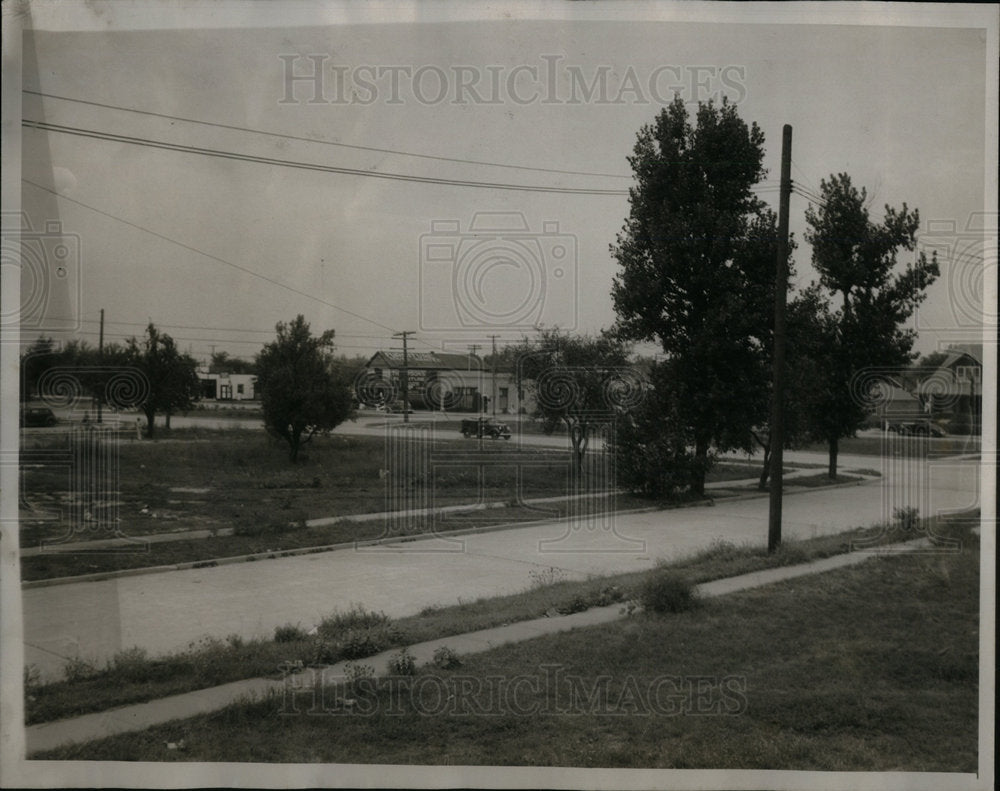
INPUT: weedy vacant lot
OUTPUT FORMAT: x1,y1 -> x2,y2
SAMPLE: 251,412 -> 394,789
19,429 -> 778,580
34,519 -> 979,770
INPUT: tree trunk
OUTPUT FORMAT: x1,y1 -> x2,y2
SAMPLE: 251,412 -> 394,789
569,422 -> 585,478
691,436 -> 709,497
758,444 -> 771,491
828,435 -> 838,479
289,431 -> 300,463
144,408 -> 156,438
165,412 -> 172,429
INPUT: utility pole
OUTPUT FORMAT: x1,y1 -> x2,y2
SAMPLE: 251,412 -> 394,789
393,331 -> 414,423
467,343 -> 481,412
489,335 -> 499,417
97,308 -> 104,424
97,308 -> 105,423
768,124 -> 793,554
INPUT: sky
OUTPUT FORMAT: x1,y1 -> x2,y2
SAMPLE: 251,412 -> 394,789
10,2 -> 997,367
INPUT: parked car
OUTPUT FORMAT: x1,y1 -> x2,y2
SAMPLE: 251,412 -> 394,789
460,418 -> 511,440
20,406 -> 58,427
891,420 -> 947,438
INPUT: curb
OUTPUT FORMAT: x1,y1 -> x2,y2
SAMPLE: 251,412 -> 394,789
20,477 -> 878,590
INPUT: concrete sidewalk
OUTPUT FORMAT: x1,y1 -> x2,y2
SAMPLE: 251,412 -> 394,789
24,535 -> 927,756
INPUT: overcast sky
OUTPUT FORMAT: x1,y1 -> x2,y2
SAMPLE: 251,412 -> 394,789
13,2 -> 996,365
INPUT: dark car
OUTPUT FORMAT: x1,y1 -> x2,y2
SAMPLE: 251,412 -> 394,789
893,420 -> 947,438
20,406 -> 58,427
460,418 -> 511,440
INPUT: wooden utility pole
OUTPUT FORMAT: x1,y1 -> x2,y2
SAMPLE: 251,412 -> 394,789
489,335 -> 499,417
393,331 -> 414,423
768,124 -> 793,553
97,308 -> 104,424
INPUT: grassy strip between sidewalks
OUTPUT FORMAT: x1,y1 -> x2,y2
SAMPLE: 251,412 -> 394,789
33,513 -> 979,769
24,510 -> 975,727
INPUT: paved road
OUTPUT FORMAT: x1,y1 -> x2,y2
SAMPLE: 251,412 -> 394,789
21,452 -> 979,681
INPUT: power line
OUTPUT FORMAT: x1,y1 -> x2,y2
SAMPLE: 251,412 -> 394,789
22,177 -> 406,334
69,327 -> 379,351
64,316 -> 392,339
23,120 -> 632,196
23,88 -> 632,181
24,119 -> 790,198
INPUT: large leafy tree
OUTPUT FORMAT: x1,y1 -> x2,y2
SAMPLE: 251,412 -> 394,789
209,350 -> 256,375
611,97 -> 779,496
512,328 -> 635,473
20,335 -> 134,416
256,315 -> 354,462
804,173 -> 939,476
126,323 -> 200,437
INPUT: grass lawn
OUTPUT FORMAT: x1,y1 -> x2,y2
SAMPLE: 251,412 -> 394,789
18,431 -> 793,581
24,512 -> 971,727
35,517 -> 979,769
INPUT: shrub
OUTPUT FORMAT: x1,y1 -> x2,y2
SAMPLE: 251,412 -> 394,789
640,571 -> 699,614
63,656 -> 98,682
386,647 -> 416,676
274,623 -> 309,643
109,646 -> 152,683
432,646 -> 461,670
557,594 -> 590,615
894,506 -> 920,532
312,640 -> 340,665
338,625 -> 400,660
772,540 -> 809,565
317,605 -> 391,638
594,585 -> 626,606
343,661 -> 374,688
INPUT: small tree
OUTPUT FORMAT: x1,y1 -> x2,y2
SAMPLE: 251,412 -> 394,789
126,324 -> 200,437
804,173 -> 939,477
753,285 -> 837,490
513,328 -> 634,473
256,315 -> 354,462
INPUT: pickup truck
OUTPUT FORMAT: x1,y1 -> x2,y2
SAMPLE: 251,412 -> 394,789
460,418 -> 511,440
